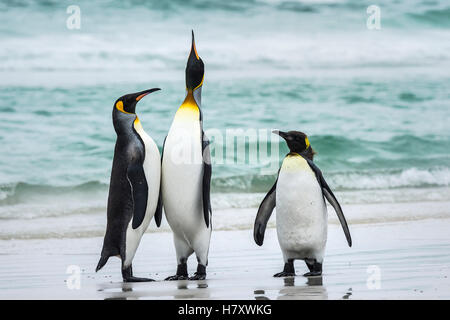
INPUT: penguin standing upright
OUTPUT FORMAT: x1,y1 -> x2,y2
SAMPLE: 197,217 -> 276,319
96,88 -> 163,282
254,130 -> 351,277
161,31 -> 212,280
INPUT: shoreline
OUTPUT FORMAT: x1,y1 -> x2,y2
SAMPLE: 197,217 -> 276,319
1,217 -> 450,299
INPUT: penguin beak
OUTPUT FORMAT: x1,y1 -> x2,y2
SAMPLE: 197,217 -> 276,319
190,30 -> 199,60
135,88 -> 161,102
272,130 -> 288,140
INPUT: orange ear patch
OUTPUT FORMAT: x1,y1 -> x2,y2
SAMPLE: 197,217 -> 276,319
305,137 -> 310,148
116,100 -> 132,114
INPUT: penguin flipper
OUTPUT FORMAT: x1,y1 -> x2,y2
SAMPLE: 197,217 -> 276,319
154,190 -> 163,227
202,132 -> 212,228
96,255 -> 109,272
254,180 -> 277,246
127,163 -> 149,230
322,187 -> 352,246
306,159 -> 352,247
154,136 -> 167,228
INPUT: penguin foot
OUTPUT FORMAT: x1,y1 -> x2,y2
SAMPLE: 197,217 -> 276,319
274,260 -> 295,277
123,276 -> 155,282
188,273 -> 206,280
165,262 -> 189,280
303,271 -> 322,277
188,264 -> 206,280
121,265 -> 154,282
273,271 -> 295,277
165,274 -> 188,281
304,259 -> 322,277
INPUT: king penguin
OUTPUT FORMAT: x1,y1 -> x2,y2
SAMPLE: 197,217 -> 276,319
96,88 -> 163,282
160,31 -> 212,281
254,130 -> 352,277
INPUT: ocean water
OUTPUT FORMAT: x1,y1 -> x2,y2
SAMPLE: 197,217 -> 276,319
0,0 -> 449,239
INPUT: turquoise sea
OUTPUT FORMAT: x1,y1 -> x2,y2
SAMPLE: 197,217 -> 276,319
0,0 -> 449,239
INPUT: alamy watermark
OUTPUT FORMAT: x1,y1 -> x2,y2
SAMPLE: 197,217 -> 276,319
168,127 -> 282,175
66,265 -> 81,290
66,5 -> 81,30
366,5 -> 381,30
366,265 -> 381,289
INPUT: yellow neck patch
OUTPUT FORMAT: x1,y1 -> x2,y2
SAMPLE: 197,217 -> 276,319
116,100 -> 132,114
281,153 -> 309,172
174,90 -> 200,121
134,116 -> 142,130
305,137 -> 310,149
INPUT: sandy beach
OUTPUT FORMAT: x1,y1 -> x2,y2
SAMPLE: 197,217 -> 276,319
1,207 -> 449,300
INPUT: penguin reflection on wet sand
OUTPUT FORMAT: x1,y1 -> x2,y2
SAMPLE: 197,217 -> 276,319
161,31 -> 212,280
96,88 -> 162,282
254,130 -> 352,277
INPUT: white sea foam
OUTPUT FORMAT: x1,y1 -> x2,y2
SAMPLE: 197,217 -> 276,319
1,168 -> 449,221
1,200 -> 449,240
328,167 -> 450,190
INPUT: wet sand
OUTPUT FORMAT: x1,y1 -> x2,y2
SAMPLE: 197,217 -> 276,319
0,217 -> 450,299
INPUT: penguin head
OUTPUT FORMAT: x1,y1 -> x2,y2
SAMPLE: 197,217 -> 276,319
185,30 -> 204,91
114,88 -> 161,114
273,130 -> 316,161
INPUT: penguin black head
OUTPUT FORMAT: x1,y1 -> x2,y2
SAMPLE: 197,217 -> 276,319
273,130 -> 316,161
186,30 -> 204,91
114,88 -> 161,114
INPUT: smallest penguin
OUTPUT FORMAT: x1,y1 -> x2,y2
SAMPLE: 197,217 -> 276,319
254,130 -> 351,277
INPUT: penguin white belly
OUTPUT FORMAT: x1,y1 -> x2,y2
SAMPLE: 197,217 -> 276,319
162,106 -> 210,247
276,155 -> 327,262
124,121 -> 161,267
